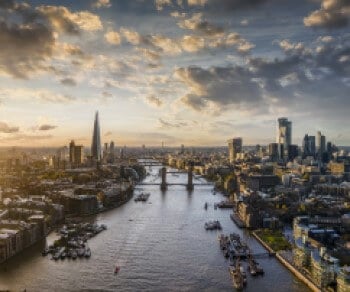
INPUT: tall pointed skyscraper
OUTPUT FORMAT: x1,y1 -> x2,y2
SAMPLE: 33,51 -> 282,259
91,111 -> 101,161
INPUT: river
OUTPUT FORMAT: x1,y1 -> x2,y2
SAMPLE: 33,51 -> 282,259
0,164 -> 309,291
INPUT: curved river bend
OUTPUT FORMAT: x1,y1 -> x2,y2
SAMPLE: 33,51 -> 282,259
0,165 -> 309,291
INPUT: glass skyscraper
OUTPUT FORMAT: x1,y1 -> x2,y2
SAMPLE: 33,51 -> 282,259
91,111 -> 102,161
277,117 -> 292,159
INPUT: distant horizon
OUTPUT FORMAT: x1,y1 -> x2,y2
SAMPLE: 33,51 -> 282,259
1,145 -> 350,151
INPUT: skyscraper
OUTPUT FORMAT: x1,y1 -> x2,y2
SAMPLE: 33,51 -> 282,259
309,136 -> 316,156
110,141 -> 115,154
302,134 -> 316,157
228,137 -> 242,163
91,111 -> 102,161
317,131 -> 326,159
269,142 -> 279,161
69,140 -> 75,163
277,117 -> 292,159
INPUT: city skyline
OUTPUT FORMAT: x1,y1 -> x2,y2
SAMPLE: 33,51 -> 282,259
0,0 -> 350,147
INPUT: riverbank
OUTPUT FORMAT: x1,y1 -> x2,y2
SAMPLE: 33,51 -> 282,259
253,229 -> 291,251
252,231 -> 320,292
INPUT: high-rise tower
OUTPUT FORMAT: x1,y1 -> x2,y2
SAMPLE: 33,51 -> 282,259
228,137 -> 243,163
277,117 -> 292,159
91,111 -> 101,161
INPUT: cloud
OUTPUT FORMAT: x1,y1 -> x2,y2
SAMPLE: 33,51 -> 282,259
0,3 -> 100,79
158,118 -> 189,128
155,0 -> 173,11
190,0 -> 267,10
137,48 -> 162,62
119,25 -> 254,56
0,19 -> 55,78
279,39 -> 307,55
151,35 -> 183,55
177,13 -> 224,36
240,19 -> 249,26
188,0 -> 208,6
207,32 -> 255,54
92,0 -> 111,8
120,27 -> 150,45
0,134 -> 53,142
181,35 -> 205,52
304,0 -> 350,29
175,66 -> 262,112
144,95 -> 164,107
38,124 -> 57,131
37,5 -> 103,34
104,131 -> 112,136
0,88 -> 76,103
105,31 -> 121,45
0,122 -> 19,133
60,77 -> 77,86
172,35 -> 350,116
102,91 -> 113,98
155,0 -> 267,12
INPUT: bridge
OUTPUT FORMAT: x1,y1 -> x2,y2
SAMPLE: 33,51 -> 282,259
137,183 -> 213,186
137,165 -> 213,190
138,162 -> 164,166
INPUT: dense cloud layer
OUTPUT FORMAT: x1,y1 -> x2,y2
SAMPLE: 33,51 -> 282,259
0,1 -> 101,78
1,0 -> 350,145
175,66 -> 262,111
175,36 -> 350,116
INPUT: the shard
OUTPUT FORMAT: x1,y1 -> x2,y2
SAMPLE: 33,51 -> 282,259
91,111 -> 101,161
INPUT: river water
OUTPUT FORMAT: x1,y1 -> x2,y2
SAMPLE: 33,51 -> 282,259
0,164 -> 309,291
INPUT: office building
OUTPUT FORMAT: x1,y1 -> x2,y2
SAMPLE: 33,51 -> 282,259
68,140 -> 84,167
110,141 -> 115,154
317,131 -> 326,160
269,143 -> 279,161
277,117 -> 292,159
73,145 -> 84,166
228,137 -> 242,163
69,140 -> 75,164
302,135 -> 316,157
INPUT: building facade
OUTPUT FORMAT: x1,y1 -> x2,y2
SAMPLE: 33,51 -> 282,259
228,137 -> 243,163
277,117 -> 292,159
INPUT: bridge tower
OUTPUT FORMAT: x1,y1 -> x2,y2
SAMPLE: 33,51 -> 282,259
187,163 -> 194,191
160,167 -> 167,190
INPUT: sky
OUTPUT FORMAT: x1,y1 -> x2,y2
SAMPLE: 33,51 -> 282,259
0,0 -> 350,148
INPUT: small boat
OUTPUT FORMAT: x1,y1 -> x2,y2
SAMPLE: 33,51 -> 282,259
114,266 -> 120,274
53,253 -> 60,261
42,248 -> 49,256
78,248 -> 85,257
60,252 -> 66,260
84,248 -> 91,258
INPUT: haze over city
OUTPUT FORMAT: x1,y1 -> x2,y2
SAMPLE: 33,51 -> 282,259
1,0 -> 350,147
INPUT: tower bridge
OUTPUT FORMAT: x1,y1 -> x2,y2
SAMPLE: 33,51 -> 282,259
137,166 -> 212,190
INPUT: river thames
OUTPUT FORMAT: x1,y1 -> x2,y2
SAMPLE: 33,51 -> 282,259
0,165 -> 309,291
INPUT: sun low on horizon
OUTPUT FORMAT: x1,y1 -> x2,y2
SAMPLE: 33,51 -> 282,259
0,0 -> 350,148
